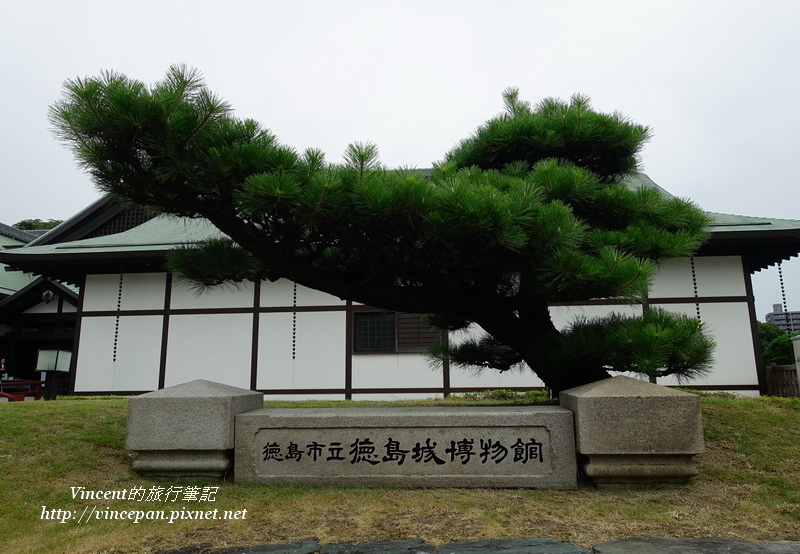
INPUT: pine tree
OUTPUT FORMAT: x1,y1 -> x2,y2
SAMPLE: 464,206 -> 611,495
50,66 -> 714,392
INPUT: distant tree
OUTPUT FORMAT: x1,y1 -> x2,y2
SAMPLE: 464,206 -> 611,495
763,333 -> 799,366
48,66 -> 714,392
14,218 -> 63,230
757,322 -> 786,354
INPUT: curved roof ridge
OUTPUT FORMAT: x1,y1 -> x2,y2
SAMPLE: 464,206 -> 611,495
0,222 -> 37,244
26,193 -> 111,246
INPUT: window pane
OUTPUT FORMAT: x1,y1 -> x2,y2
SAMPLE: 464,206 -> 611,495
396,313 -> 441,352
354,312 -> 396,352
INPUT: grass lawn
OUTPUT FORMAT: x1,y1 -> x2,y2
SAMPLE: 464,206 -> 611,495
0,393 -> 798,553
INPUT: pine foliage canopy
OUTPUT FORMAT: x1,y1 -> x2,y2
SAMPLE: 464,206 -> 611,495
50,66 -> 713,391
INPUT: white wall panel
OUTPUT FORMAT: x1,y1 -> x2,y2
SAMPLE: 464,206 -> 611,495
170,279 -> 254,309
83,273 -> 166,311
448,364 -> 545,390
24,302 -> 60,314
650,256 -> 745,298
75,315 -> 162,391
257,311 -> 346,390
654,302 -> 757,387
694,256 -> 746,296
351,392 -> 439,400
260,278 -> 345,307
165,314 -> 252,388
78,275 -> 116,312
648,258 -> 694,299
351,354 -> 441,390
263,393 -> 347,401
549,304 -> 643,331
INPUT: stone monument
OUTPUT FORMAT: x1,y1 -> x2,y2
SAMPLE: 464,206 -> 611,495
235,405 -> 578,488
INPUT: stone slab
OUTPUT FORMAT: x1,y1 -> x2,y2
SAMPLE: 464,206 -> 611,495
127,379 -> 264,451
593,536 -> 800,553
211,539 -> 323,553
156,538 -> 800,554
321,539 -> 435,553
235,406 -> 577,488
438,538 -> 589,553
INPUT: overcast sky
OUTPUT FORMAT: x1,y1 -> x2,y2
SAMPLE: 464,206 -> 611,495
1,0 -> 798,319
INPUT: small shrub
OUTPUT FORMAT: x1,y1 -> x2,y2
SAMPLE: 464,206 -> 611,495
451,389 -> 551,404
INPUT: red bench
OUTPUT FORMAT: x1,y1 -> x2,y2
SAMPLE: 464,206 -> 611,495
0,380 -> 44,402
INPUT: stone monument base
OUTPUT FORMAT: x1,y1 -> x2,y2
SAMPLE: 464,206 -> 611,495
130,450 -> 233,479
126,379 -> 263,479
560,376 -> 704,487
581,454 -> 700,487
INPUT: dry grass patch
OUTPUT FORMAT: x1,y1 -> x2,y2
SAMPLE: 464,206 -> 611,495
0,393 -> 798,553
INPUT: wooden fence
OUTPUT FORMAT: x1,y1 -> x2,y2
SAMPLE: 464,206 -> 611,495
766,365 -> 800,397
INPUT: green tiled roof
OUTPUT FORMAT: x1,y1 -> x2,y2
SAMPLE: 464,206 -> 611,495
0,235 -> 23,247
0,269 -> 35,297
0,222 -> 36,244
707,212 -> 800,233
0,225 -> 36,295
8,216 -> 225,256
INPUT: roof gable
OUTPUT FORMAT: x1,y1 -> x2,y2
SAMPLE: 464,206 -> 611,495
29,194 -> 153,246
0,277 -> 78,316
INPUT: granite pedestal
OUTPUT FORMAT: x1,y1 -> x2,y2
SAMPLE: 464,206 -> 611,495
560,376 -> 704,487
126,379 -> 263,478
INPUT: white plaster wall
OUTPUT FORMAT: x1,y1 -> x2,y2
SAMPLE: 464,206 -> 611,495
442,299 -> 757,391
262,392 -> 346,401
649,256 -> 745,299
448,364 -> 545,390
549,304 -> 643,331
24,301 -> 60,314
170,279 -> 254,309
695,256 -> 746,296
654,302 -> 758,388
349,392 -> 439,400
74,315 -> 162,391
649,258 -> 693,299
549,300 -> 757,389
82,273 -> 166,311
351,353 -> 442,391
256,311 -> 346,390
165,313 -> 252,388
71,259 -> 756,395
260,278 -> 345,307
24,300 -> 77,314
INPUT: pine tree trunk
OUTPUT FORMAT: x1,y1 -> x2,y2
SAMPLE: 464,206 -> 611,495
474,299 -> 612,394
523,352 -> 612,394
